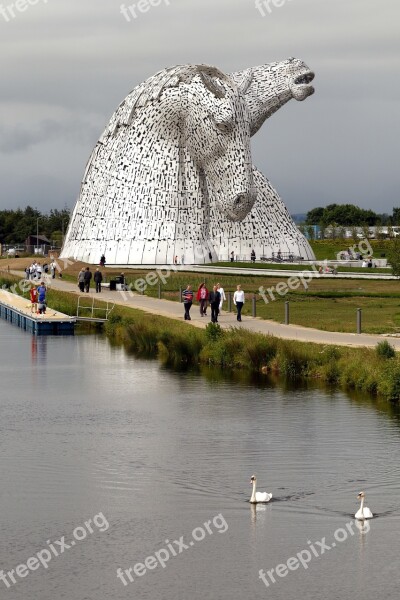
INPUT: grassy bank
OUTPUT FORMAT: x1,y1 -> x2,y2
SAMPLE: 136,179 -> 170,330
2,272 -> 400,403
104,312 -> 400,404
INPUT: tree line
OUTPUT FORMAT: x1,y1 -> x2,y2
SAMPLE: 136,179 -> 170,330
306,204 -> 400,227
0,206 -> 70,245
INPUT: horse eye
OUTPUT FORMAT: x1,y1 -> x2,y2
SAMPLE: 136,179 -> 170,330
215,121 -> 232,134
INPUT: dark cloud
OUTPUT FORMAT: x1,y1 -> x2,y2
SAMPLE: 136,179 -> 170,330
0,0 -> 399,213
0,118 -> 100,153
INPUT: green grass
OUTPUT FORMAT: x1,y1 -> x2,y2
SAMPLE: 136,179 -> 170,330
121,269 -> 400,334
3,272 -> 400,403
310,240 -> 389,261
214,261 -> 389,273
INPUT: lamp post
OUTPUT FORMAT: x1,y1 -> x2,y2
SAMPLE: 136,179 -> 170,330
36,217 -> 39,255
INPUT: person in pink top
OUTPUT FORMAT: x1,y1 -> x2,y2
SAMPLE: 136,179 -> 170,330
196,282 -> 209,317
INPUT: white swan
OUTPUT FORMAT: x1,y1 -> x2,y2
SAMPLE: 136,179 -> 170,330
250,475 -> 272,504
355,491 -> 373,520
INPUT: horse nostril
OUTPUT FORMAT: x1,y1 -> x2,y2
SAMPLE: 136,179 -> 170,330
234,195 -> 244,207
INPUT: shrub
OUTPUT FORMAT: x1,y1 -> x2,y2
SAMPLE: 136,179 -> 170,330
243,334 -> 278,371
205,322 -> 223,341
376,340 -> 396,359
377,360 -> 400,402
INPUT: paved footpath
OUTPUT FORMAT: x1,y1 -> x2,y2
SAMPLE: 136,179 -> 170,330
8,270 -> 400,350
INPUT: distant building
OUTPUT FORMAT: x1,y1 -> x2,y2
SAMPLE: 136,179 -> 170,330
25,234 -> 51,254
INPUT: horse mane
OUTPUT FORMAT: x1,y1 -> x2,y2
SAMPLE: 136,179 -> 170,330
103,64 -> 233,139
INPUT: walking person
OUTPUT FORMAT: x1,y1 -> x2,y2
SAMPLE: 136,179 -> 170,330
83,266 -> 92,293
217,283 -> 226,313
233,284 -> 245,322
209,285 -> 221,323
196,282 -> 209,316
94,268 -> 103,293
182,285 -> 193,320
251,249 -> 256,263
77,268 -> 85,292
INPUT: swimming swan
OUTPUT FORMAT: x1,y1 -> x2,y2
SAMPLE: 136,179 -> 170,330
355,491 -> 373,520
250,475 -> 272,504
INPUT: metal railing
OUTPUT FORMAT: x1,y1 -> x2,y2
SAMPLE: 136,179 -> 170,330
76,296 -> 115,322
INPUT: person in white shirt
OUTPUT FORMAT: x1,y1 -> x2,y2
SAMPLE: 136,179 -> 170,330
233,284 -> 245,322
217,283 -> 226,312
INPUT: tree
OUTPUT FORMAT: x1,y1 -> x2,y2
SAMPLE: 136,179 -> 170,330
351,226 -> 359,244
361,223 -> 370,240
387,237 -> 400,276
306,225 -> 315,241
375,224 -> 384,240
305,207 -> 324,225
392,207 -> 400,226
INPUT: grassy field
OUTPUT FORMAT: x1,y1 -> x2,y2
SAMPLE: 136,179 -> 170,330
127,271 -> 400,334
215,261 -> 389,273
2,254 -> 400,334
309,239 -> 390,260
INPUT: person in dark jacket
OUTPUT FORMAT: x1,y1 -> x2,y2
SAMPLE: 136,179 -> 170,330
208,285 -> 221,323
83,267 -> 92,292
94,268 -> 103,293
182,285 -> 193,320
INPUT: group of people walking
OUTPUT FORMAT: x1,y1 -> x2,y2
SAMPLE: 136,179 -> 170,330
78,267 -> 103,293
182,283 -> 245,323
25,260 -> 58,281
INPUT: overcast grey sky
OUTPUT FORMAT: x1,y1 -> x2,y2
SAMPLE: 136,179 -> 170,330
0,0 -> 399,215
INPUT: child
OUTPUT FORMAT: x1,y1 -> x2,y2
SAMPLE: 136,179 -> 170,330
29,285 -> 38,314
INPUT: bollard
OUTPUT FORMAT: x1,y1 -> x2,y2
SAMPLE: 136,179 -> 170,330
158,283 -> 161,299
252,295 -> 256,318
179,287 -> 182,303
357,308 -> 362,334
285,301 -> 289,325
228,292 -> 232,312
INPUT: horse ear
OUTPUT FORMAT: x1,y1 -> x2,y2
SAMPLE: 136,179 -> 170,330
198,70 -> 226,99
237,69 -> 253,95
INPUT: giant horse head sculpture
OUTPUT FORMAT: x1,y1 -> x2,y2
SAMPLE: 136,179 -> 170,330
98,64 -> 256,222
61,59 -> 315,265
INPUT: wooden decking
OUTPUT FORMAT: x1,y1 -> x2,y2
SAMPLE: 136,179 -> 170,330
0,289 -> 76,335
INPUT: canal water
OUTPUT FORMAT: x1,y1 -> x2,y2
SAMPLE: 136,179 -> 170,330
0,319 -> 399,599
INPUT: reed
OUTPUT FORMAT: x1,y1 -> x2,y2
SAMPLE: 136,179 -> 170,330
2,272 -> 400,403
